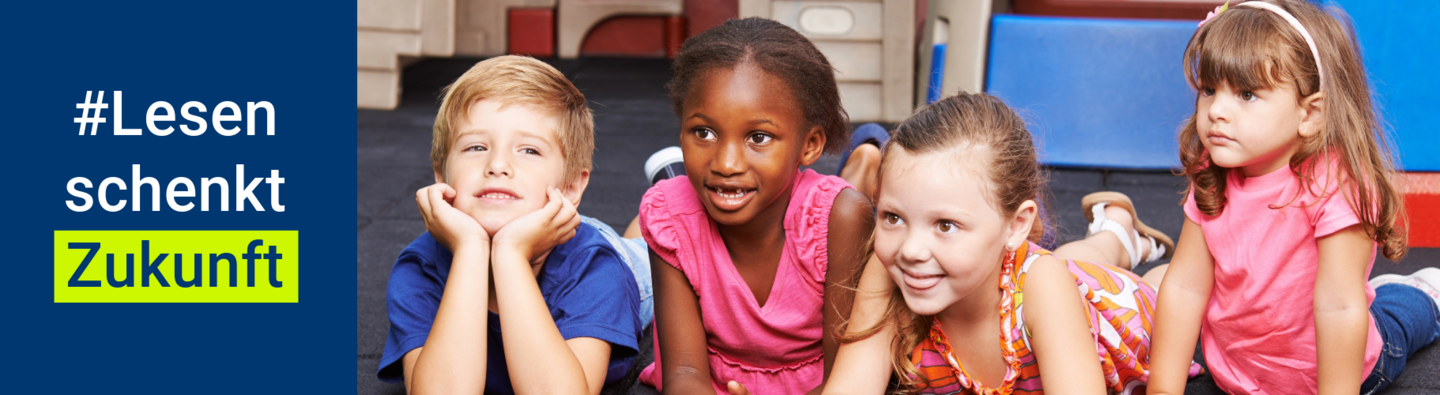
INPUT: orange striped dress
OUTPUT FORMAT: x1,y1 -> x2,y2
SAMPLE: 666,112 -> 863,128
907,242 -> 1202,394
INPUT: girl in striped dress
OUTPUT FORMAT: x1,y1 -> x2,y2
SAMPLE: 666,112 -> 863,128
823,92 -> 1200,395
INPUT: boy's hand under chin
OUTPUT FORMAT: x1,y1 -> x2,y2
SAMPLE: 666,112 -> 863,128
492,187 -> 581,268
416,182 -> 490,254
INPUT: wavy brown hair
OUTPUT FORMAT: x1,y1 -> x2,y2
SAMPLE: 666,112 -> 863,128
837,92 -> 1048,393
1180,0 -> 1406,260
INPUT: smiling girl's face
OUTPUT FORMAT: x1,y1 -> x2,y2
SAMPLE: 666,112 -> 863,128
873,147 -> 1018,316
678,64 -> 824,226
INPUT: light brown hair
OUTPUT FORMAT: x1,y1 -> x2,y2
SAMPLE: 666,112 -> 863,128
839,92 -> 1049,392
432,55 -> 594,182
1180,0 -> 1406,260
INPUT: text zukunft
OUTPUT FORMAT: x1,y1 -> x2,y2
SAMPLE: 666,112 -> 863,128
67,240 -> 283,288
66,164 -> 284,212
53,231 -> 299,303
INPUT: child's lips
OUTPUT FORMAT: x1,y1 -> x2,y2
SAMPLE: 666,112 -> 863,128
900,268 -> 944,291
1206,131 -> 1235,146
706,186 -> 756,212
476,188 -> 521,204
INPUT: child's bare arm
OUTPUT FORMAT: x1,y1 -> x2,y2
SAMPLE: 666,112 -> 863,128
406,184 -> 493,394
1147,219 -> 1214,395
1314,225 -> 1373,395
822,254 -> 898,395
489,188 -> 612,394
802,188 -> 877,395
653,249 -> 718,395
1024,255 -> 1107,395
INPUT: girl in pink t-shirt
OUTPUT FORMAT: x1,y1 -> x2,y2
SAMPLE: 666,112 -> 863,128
1147,1 -> 1437,394
635,17 -> 876,395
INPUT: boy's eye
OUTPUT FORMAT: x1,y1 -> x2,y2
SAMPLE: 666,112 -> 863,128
465,145 -> 487,152
1240,91 -> 1256,101
882,213 -> 902,226
520,147 -> 540,155
1202,88 -> 1216,96
693,128 -> 717,140
748,133 -> 773,144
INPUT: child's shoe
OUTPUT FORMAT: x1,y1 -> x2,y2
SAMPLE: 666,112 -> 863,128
835,123 -> 890,173
645,146 -> 685,186
1082,191 -> 1175,267
1370,268 -> 1440,304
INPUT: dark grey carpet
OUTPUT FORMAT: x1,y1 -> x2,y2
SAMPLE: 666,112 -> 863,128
358,57 -> 1440,394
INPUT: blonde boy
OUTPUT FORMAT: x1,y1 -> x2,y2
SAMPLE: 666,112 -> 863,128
377,56 -> 643,394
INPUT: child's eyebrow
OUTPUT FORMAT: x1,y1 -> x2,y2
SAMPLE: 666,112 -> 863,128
451,128 -> 487,142
685,112 -> 777,127
686,113 -> 714,123
748,118 -> 777,127
453,128 -> 554,146
917,205 -> 974,222
511,129 -> 557,146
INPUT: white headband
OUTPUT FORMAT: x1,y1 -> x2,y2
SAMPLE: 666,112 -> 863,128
1233,1 -> 1326,91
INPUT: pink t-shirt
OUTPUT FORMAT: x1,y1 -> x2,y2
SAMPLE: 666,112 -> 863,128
637,169 -> 851,394
1183,164 -> 1380,395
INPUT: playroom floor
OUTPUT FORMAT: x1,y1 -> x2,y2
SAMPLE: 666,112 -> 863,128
357,57 -> 1440,394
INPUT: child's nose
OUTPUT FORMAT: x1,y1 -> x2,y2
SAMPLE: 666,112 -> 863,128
1207,96 -> 1231,123
712,140 -> 747,176
485,152 -> 513,177
898,234 -> 933,263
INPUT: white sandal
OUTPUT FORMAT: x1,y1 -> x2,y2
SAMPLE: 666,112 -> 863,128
1082,192 -> 1175,266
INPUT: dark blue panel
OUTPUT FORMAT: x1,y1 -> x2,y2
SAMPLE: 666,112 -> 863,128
0,1 -> 354,392
985,15 -> 1199,169
1333,0 -> 1439,171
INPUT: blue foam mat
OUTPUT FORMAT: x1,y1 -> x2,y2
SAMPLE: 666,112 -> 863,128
986,15 -> 1199,169
1333,0 -> 1439,171
986,8 -> 1438,171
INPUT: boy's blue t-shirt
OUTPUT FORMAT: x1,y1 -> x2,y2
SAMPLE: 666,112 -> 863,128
377,222 -> 642,393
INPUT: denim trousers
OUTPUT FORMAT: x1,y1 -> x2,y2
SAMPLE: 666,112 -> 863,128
581,215 -> 654,329
1359,283 -> 1440,394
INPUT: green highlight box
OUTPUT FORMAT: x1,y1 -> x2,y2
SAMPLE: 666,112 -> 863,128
54,231 -> 298,303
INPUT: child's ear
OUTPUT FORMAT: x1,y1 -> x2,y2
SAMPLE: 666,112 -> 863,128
1298,92 -> 1325,138
561,169 -> 591,207
433,167 -> 445,184
799,125 -> 825,167
1007,200 -> 1039,251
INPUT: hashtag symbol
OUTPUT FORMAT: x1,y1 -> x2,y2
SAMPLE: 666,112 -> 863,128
75,91 -> 108,135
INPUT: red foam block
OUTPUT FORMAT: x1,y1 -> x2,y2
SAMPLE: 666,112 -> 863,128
509,8 -> 555,58
1401,172 -> 1440,248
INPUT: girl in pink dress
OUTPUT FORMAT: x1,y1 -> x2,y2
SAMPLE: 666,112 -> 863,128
635,17 -> 876,395
1147,1 -> 1438,394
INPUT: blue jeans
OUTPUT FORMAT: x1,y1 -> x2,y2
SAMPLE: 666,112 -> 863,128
1359,284 -> 1440,394
581,216 -> 654,329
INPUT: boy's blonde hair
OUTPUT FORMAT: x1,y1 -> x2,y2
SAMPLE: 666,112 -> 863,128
432,56 -> 594,182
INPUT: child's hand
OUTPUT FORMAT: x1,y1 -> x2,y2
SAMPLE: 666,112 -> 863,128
727,381 -> 752,395
415,183 -> 489,253
491,187 -> 580,263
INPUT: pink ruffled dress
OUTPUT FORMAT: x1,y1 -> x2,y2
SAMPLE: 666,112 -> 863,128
637,169 -> 851,394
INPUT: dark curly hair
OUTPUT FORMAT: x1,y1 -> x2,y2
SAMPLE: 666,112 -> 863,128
667,17 -> 850,155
